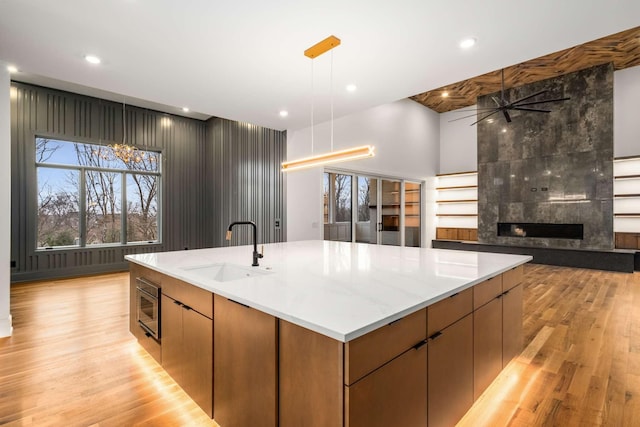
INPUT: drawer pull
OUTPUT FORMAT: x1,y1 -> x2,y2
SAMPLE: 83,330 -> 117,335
228,298 -> 251,309
413,340 -> 428,350
428,331 -> 443,341
387,317 -> 403,326
449,292 -> 459,298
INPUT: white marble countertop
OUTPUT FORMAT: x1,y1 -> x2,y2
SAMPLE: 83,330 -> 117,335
126,240 -> 532,342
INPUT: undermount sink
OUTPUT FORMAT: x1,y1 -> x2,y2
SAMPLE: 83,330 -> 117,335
182,263 -> 273,283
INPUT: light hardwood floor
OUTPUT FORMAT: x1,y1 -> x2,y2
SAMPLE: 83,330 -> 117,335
0,264 -> 638,426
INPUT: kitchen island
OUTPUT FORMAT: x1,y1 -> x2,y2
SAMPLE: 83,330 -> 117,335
127,240 -> 531,427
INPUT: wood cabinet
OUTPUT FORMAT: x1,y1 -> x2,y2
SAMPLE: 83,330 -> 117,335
345,343 -> 427,427
161,278 -> 213,418
473,297 -> 503,398
345,309 -> 427,427
129,262 -> 525,427
427,289 -> 473,427
503,283 -> 523,366
473,266 -> 524,400
428,313 -> 473,427
279,320 -> 344,427
502,265 -> 524,366
346,308 -> 426,384
214,295 -> 277,427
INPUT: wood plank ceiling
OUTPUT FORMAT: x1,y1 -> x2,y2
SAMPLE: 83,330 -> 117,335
410,26 -> 640,113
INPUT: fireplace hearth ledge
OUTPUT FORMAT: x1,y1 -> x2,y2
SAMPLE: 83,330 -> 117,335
432,240 -> 635,273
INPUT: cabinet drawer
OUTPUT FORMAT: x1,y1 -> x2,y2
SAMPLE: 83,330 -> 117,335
345,344 -> 427,427
162,276 -> 213,318
345,308 -> 426,385
428,287 -> 472,336
502,265 -> 524,292
473,275 -> 502,309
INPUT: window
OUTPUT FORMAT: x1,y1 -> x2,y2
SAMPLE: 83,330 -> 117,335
36,137 -> 161,249
323,172 -> 352,242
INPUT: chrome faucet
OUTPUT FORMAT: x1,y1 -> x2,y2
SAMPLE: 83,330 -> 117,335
226,221 -> 263,267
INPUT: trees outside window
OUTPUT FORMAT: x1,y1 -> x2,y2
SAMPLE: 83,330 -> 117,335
35,137 -> 161,248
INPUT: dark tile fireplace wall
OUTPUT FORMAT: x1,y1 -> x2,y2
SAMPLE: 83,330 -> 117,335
478,63 -> 614,250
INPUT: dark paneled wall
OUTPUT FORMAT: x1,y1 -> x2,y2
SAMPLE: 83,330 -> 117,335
477,64 -> 614,250
206,118 -> 286,248
9,82 -> 282,282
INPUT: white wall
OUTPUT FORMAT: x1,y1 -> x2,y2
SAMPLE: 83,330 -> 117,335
614,64 -> 640,157
0,63 -> 11,337
439,107 -> 478,173
286,98 -> 440,244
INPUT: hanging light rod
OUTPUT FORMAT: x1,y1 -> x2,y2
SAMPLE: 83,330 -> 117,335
304,35 -> 341,58
281,145 -> 375,172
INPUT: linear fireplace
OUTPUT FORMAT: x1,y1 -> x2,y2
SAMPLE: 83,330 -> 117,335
497,223 -> 584,240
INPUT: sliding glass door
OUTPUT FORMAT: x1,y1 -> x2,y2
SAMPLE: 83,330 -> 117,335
323,172 -> 352,242
324,171 -> 422,247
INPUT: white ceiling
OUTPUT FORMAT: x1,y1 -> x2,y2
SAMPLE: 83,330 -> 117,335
1,0 -> 638,131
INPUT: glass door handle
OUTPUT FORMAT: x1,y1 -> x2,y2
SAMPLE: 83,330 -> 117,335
377,222 -> 383,232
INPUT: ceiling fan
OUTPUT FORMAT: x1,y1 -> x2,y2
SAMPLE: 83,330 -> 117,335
450,69 -> 570,126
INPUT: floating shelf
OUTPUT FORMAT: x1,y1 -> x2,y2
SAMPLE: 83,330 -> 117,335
435,185 -> 478,190
436,214 -> 478,217
614,174 -> 640,179
614,157 -> 640,238
436,170 -> 478,177
435,199 -> 478,203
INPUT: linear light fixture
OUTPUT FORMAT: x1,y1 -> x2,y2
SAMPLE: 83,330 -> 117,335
282,35 -> 376,172
281,145 -> 375,172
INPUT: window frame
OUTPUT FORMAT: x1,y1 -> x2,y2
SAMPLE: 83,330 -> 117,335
33,135 -> 163,251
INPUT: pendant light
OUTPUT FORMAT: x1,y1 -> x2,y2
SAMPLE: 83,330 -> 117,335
281,35 -> 375,172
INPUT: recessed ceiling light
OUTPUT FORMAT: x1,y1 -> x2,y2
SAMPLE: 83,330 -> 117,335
182,107 -> 189,112
6,65 -> 18,73
459,38 -> 477,49
279,110 -> 289,117
441,91 -> 449,98
84,55 -> 101,64
486,118 -> 494,124
501,128 -> 507,133
346,84 -> 357,92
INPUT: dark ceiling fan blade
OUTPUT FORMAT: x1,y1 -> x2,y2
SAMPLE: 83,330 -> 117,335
514,97 -> 571,107
508,89 -> 548,106
503,109 -> 512,123
448,109 -> 499,122
450,107 -> 504,113
511,107 -> 551,113
469,109 -> 501,126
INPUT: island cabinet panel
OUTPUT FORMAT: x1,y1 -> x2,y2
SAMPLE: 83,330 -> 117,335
502,265 -> 524,292
345,308 -> 427,385
473,275 -> 502,309
161,275 -> 213,318
428,313 -> 473,427
214,295 -> 277,427
345,344 -> 427,427
279,320 -> 344,427
161,293 -> 213,418
427,287 -> 472,336
473,297 -> 503,399
129,266 -> 161,363
503,283 -> 524,366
